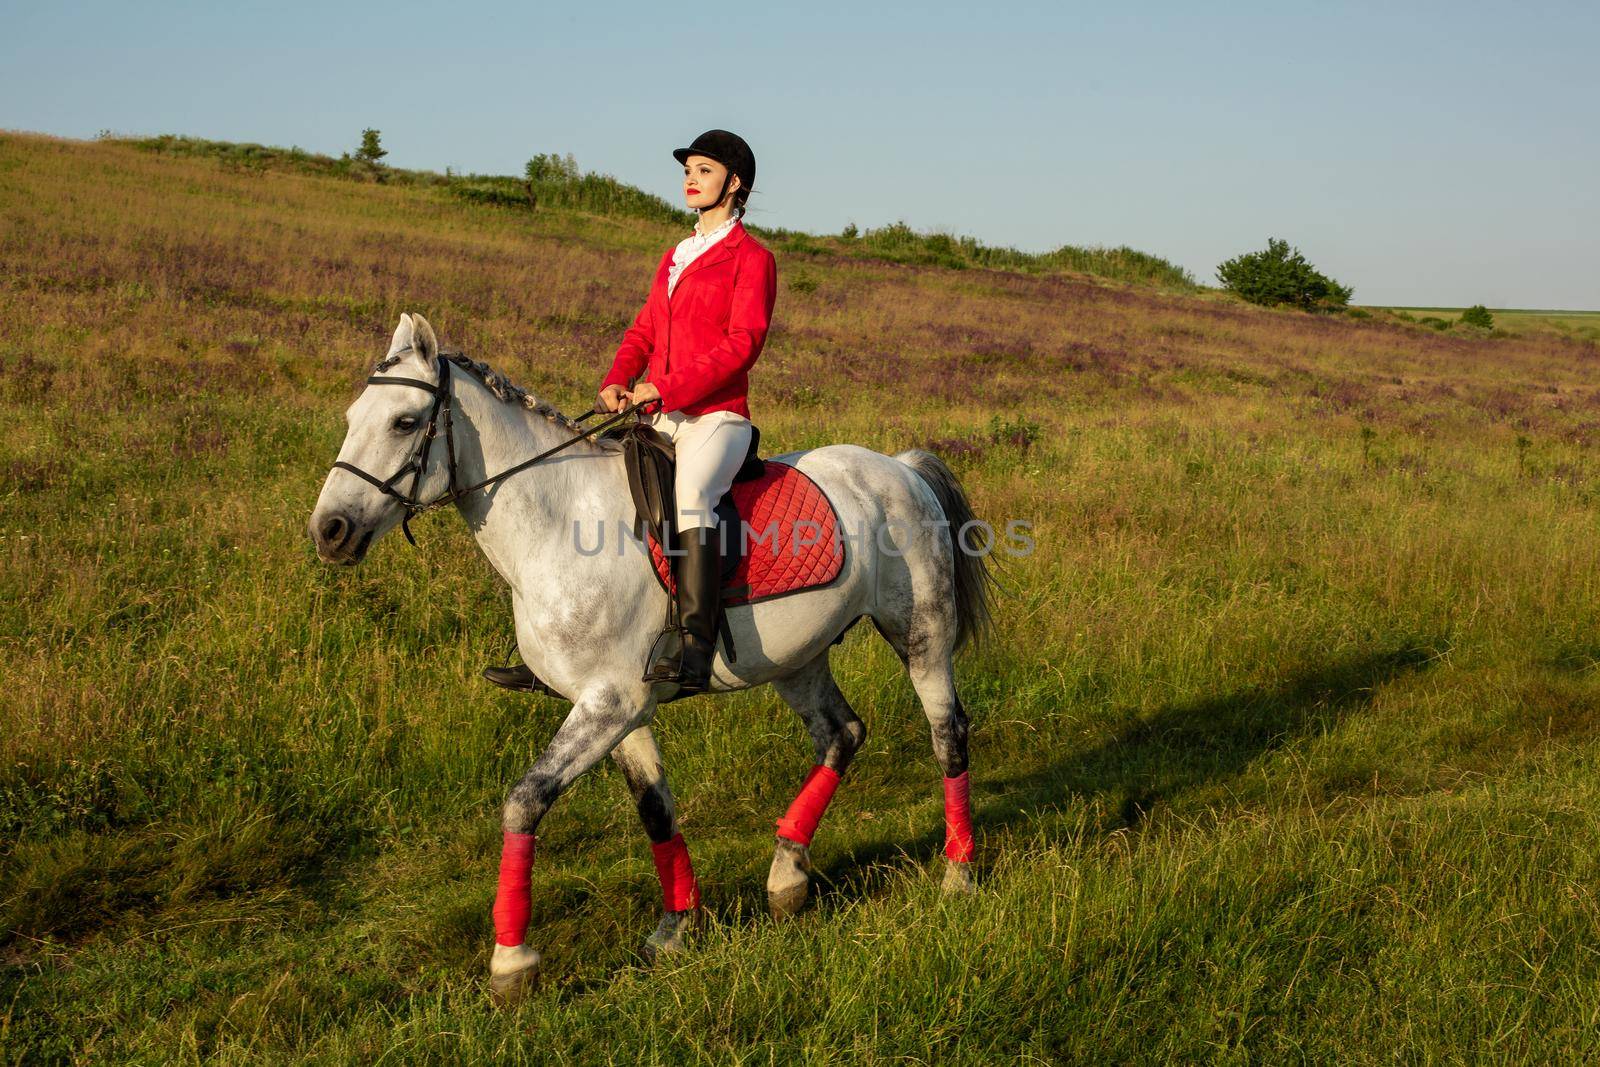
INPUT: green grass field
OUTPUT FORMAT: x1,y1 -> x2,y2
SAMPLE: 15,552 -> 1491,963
1371,306 -> 1600,340
6,130 -> 1600,1063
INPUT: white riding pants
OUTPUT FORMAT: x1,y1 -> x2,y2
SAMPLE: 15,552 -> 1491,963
648,408 -> 754,533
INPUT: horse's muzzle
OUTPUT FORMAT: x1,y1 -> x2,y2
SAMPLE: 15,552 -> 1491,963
309,511 -> 372,565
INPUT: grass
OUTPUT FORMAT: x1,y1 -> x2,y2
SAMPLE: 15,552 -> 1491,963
1369,306 -> 1600,341
4,128 -> 1600,1062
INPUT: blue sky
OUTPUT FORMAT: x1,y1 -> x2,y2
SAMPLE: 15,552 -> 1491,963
4,1 -> 1596,307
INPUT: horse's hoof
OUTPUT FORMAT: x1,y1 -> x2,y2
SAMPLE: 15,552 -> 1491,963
643,907 -> 700,963
768,881 -> 810,919
489,966 -> 537,1006
488,944 -> 542,1007
767,838 -> 812,919
941,859 -> 976,894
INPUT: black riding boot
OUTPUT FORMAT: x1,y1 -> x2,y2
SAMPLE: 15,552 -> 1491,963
482,663 -> 561,699
643,525 -> 723,696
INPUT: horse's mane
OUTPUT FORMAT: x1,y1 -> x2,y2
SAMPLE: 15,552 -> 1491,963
375,347 -> 621,453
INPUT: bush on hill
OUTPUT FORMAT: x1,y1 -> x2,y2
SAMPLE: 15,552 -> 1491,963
354,129 -> 386,166
525,152 -> 578,183
1216,238 -> 1353,312
451,168 -> 688,226
849,222 -> 1196,288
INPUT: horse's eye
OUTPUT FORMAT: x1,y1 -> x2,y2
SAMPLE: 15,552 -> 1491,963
393,415 -> 419,433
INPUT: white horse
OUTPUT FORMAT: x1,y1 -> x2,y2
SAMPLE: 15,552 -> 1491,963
308,314 -> 995,1003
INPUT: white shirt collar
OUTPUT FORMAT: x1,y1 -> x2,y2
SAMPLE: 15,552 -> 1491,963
692,214 -> 738,241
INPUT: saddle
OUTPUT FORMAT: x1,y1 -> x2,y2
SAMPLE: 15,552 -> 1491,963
608,418 -> 766,659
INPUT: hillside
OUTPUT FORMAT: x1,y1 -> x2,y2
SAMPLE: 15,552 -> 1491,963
5,129 -> 1600,1061
121,132 -> 1200,289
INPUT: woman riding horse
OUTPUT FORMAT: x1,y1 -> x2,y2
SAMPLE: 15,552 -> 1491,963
308,128 -> 988,1002
486,128 -> 776,698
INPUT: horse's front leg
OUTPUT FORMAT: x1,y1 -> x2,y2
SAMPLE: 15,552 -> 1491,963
489,682 -> 648,1005
612,725 -> 701,961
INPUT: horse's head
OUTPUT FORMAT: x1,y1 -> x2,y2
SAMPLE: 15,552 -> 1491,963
308,313 -> 452,564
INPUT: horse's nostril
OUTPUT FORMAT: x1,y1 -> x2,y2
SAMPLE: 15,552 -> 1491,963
320,515 -> 350,547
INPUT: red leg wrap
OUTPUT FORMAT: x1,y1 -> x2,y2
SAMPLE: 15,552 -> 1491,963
492,831 -> 537,947
649,832 -> 701,912
775,764 -> 843,846
943,772 -> 975,863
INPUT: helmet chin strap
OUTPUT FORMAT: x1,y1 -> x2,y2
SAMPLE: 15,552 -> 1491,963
699,171 -> 738,217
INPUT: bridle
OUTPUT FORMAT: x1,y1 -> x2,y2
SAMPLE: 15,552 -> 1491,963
332,347 -> 653,545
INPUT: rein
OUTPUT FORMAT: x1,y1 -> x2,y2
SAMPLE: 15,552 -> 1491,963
332,347 -> 657,546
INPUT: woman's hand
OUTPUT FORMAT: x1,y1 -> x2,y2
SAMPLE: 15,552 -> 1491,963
596,384 -> 627,413
625,381 -> 662,410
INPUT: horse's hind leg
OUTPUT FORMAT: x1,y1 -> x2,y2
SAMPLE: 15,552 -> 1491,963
767,651 -> 867,918
876,553 -> 977,892
905,652 -> 976,892
611,725 -> 700,960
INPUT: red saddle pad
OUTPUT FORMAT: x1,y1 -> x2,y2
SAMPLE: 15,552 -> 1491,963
647,461 -> 844,606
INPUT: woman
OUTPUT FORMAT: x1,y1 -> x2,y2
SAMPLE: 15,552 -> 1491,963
484,129 -> 777,699
608,128 -> 778,697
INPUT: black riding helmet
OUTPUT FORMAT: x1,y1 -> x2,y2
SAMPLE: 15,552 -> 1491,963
673,130 -> 755,214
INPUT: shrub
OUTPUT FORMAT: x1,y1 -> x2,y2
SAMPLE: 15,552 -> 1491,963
526,152 -> 579,183
450,181 -> 528,209
1035,244 -> 1196,287
859,221 -> 967,270
921,435 -> 986,463
849,223 -> 1198,285
451,167 -> 688,227
355,129 -> 386,165
1460,304 -> 1495,330
1216,238 -> 1353,312
988,414 -> 1042,452
776,235 -> 828,257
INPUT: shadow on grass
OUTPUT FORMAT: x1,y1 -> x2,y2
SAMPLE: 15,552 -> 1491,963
1,643 -> 1440,975
811,641 -> 1443,905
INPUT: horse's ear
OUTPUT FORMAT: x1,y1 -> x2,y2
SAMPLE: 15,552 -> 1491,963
387,313 -> 415,358
410,313 -> 440,365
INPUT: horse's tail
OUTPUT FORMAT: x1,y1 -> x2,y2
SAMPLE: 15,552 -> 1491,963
895,449 -> 997,654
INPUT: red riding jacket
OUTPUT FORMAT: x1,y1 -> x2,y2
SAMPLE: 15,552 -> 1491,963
601,220 -> 778,418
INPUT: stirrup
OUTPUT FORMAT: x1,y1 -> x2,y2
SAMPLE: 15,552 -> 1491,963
642,624 -> 690,682
643,625 -> 713,694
